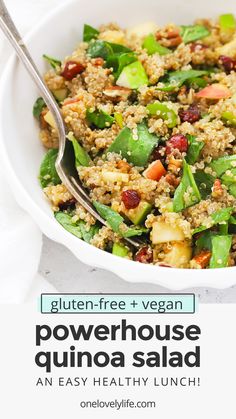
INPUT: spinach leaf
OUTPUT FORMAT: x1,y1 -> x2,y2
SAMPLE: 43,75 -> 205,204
186,77 -> 207,90
83,24 -> 99,42
186,135 -> 204,165
39,149 -> 61,188
87,40 -> 113,59
196,230 -> 217,251
107,122 -> 159,167
194,170 -> 215,199
193,207 -> 233,234
86,109 -> 115,129
209,155 -> 236,177
158,69 -> 207,92
43,54 -> 61,69
55,212 -> 82,238
79,223 -> 100,243
142,34 -> 171,55
33,97 -> 46,119
87,40 -> 131,60
209,235 -> 232,268
146,101 -> 178,128
93,201 -> 148,237
67,132 -> 91,167
180,25 -> 210,44
173,160 -> 201,212
106,52 -> 137,79
55,211 -> 99,242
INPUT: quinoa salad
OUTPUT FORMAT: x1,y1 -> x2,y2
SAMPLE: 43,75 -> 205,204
35,15 -> 236,269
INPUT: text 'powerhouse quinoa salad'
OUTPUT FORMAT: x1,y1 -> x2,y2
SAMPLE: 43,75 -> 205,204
34,15 -> 236,269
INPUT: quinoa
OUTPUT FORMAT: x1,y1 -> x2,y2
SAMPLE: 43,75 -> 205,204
36,16 -> 236,270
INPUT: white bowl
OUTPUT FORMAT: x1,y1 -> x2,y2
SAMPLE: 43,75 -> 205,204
0,0 -> 236,289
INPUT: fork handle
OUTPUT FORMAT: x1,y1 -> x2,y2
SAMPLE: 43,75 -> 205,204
0,0 -> 64,135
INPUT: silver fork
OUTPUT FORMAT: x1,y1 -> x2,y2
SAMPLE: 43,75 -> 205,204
0,0 -> 141,248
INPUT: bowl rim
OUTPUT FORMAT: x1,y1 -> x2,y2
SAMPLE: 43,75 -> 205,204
0,0 -> 235,290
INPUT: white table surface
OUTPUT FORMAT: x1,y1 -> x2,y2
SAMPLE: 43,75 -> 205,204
3,0 -> 236,302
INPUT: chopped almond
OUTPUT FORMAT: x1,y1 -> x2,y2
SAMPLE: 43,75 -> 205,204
191,250 -> 211,269
103,86 -> 131,101
212,179 -> 224,198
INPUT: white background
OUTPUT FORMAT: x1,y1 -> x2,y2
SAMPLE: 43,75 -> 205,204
1,0 -> 236,301
0,303 -> 235,418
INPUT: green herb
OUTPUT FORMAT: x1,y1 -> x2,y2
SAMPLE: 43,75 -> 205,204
86,109 -> 115,129
146,101 -> 178,128
219,14 -> 236,33
108,43 -> 132,54
219,223 -> 229,235
112,242 -> 129,257
55,212 -> 99,242
173,160 -> 201,212
67,132 -> 91,167
43,54 -> 61,69
93,201 -> 148,237
180,25 -> 210,44
33,97 -> 46,119
107,122 -> 159,167
158,69 -> 207,92
106,52 -> 137,79
142,34 -> 171,55
39,149 -> 61,188
209,235 -> 232,268
193,207 -> 233,234
83,24 -> 99,42
186,135 -> 204,165
209,155 -> 236,177
194,171 -> 215,199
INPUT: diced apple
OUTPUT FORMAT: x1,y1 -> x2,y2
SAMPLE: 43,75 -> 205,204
124,201 -> 152,225
101,170 -> 129,183
195,84 -> 231,99
127,22 -> 158,38
161,241 -> 192,268
151,221 -> 185,244
99,30 -> 125,44
43,110 -> 56,129
52,88 -> 68,102
116,61 -> 149,89
216,36 -> 236,58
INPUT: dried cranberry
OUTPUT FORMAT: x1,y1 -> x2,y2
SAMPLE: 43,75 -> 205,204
61,61 -> 85,80
134,247 -> 153,264
151,146 -> 166,162
166,134 -> 188,155
179,105 -> 201,123
121,190 -> 141,209
58,198 -> 76,211
190,43 -> 207,52
219,55 -> 236,74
